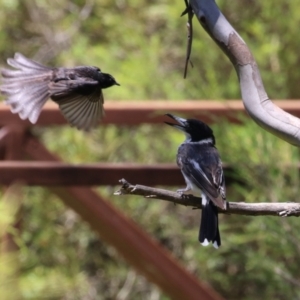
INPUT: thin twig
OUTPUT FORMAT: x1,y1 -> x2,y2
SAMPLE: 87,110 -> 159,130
114,179 -> 300,217
181,0 -> 194,78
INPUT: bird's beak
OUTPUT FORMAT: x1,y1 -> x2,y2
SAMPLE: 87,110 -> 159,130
115,82 -> 120,86
164,113 -> 187,131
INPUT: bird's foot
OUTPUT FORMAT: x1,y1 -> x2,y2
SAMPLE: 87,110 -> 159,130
176,187 -> 191,197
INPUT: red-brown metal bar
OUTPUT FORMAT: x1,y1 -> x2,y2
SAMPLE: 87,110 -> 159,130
1,100 -> 300,126
21,134 -> 224,300
0,161 -> 183,186
0,161 -> 235,186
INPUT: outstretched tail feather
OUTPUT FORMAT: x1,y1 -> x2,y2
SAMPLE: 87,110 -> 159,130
0,53 -> 52,123
199,195 -> 221,249
1,69 -> 50,81
7,53 -> 49,71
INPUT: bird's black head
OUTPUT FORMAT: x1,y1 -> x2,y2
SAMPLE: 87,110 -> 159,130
99,72 -> 120,89
73,66 -> 120,88
165,113 -> 215,144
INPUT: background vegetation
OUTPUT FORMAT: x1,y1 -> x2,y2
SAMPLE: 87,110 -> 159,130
1,0 -> 300,299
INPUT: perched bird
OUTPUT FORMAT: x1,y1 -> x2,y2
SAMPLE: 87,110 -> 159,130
0,53 -> 120,130
165,114 -> 226,248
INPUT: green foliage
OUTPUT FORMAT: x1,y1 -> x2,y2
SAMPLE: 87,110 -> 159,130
0,185 -> 23,300
1,0 -> 300,299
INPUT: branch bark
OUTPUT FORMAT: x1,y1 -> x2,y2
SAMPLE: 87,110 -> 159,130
190,0 -> 300,146
115,179 -> 300,217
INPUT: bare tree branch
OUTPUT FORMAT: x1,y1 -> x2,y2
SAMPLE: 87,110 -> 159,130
114,179 -> 300,217
189,0 -> 300,146
182,1 -> 194,78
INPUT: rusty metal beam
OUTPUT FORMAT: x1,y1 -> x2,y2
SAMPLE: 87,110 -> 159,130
1,100 -> 300,126
21,134 -> 224,300
0,161 -> 236,186
0,161 -> 182,186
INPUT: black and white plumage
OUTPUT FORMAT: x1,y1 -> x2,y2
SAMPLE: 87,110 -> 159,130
165,114 -> 226,248
0,53 -> 119,130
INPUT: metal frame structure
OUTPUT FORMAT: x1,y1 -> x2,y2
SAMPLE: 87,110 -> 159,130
1,100 -> 299,299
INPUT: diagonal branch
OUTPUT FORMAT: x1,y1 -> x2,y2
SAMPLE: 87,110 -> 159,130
114,179 -> 300,217
189,0 -> 300,146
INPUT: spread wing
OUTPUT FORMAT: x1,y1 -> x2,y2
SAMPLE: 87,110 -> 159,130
49,79 -> 104,131
179,144 -> 226,209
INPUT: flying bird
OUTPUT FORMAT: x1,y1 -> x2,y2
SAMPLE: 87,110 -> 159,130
165,114 -> 227,248
0,53 -> 120,130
